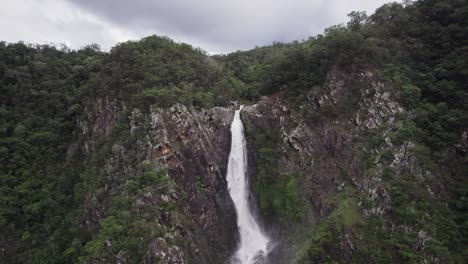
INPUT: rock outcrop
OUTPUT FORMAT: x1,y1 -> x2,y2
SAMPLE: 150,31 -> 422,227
76,102 -> 237,263
241,66 -> 451,263
72,66 -> 461,263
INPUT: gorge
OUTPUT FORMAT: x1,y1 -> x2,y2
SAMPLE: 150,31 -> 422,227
0,0 -> 466,263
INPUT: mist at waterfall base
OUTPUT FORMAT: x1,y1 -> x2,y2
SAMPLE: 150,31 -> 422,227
226,106 -> 270,264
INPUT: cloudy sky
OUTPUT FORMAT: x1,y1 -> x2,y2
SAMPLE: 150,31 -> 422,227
1,0 -> 392,54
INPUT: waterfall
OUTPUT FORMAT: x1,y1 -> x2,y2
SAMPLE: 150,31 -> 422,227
226,106 -> 270,264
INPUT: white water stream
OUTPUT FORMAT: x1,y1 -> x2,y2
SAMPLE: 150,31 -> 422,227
226,106 -> 270,264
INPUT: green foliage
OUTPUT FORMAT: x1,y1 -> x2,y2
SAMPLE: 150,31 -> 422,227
393,118 -> 417,145
0,42 -> 104,262
357,118 -> 464,263
92,36 -> 250,110
0,39 -> 194,261
328,187 -> 365,230
359,172 -> 464,263
1,0 -> 467,262
400,84 -> 421,108
80,167 -> 173,263
228,0 -> 468,153
139,164 -> 171,188
214,42 -> 289,99
243,120 -> 303,221
270,173 -> 303,220
297,186 -> 363,263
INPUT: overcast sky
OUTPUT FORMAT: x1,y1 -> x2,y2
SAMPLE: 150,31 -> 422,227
0,0 -> 392,54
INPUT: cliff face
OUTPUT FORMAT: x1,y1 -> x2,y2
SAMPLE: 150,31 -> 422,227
75,102 -> 237,263
70,66 -> 462,263
242,66 -> 462,263
243,66 -> 402,218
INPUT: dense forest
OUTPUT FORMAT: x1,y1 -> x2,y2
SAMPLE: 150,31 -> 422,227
0,0 -> 466,263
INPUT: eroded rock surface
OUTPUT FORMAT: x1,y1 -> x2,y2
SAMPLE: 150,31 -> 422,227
241,66 -> 446,263
77,103 -> 237,263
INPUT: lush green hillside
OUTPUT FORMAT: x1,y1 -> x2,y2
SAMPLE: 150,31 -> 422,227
226,0 -> 467,262
0,0 -> 466,262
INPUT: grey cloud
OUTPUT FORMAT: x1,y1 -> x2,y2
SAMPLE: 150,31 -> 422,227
0,0 -> 140,51
67,0 -> 390,53
1,0 -> 392,54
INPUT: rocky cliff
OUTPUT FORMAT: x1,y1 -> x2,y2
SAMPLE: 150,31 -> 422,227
70,65 -> 465,263
2,2 -> 466,260
74,101 -> 238,263
241,66 -> 464,263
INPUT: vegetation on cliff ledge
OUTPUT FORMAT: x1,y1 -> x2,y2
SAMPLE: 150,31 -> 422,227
0,0 -> 466,262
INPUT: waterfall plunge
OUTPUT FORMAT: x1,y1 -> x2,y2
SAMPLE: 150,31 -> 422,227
226,106 -> 270,264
